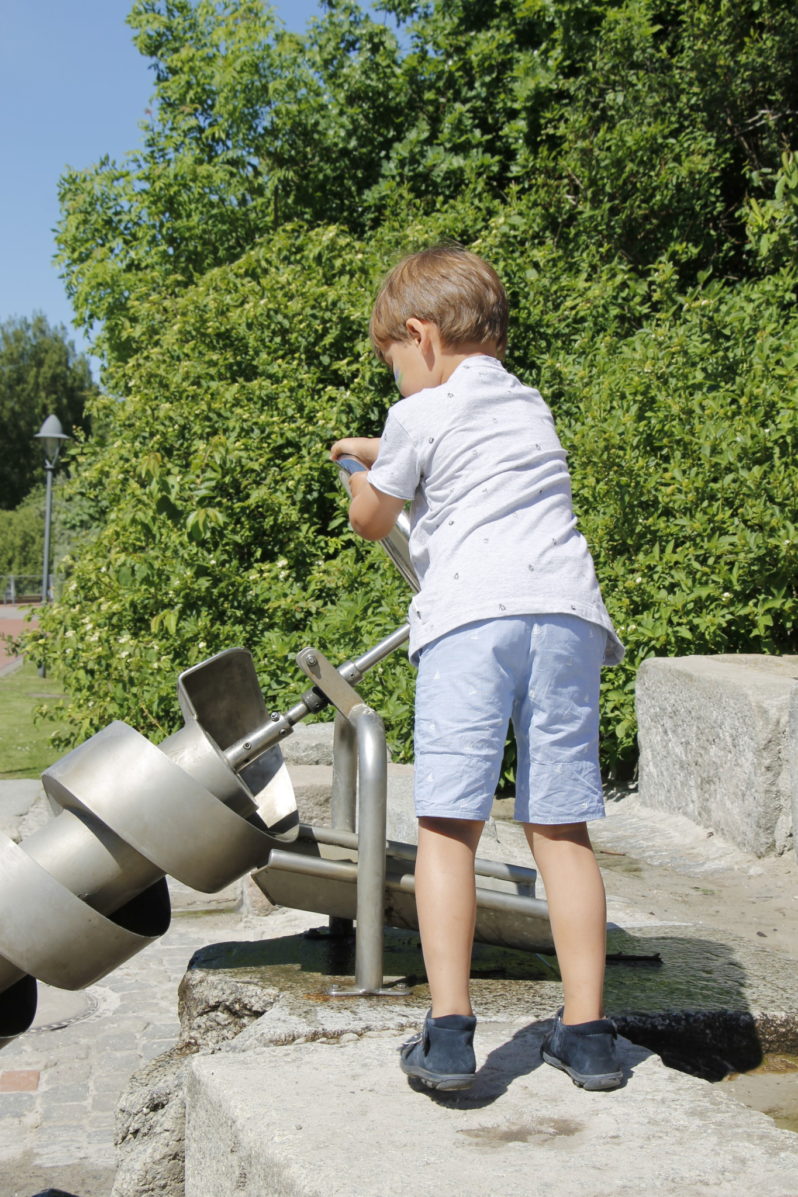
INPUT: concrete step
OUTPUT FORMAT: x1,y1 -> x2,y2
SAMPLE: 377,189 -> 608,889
184,1012 -> 798,1197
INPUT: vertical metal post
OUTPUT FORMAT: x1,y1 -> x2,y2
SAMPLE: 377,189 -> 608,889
41,462 -> 54,606
328,711 -> 357,937
349,704 -> 388,993
330,710 -> 357,833
38,462 -> 54,678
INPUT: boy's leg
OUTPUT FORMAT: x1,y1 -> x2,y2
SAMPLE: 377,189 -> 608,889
523,821 -> 607,1024
415,816 -> 484,1017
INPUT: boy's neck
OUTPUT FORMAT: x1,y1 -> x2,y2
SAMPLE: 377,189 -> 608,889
437,340 -> 500,385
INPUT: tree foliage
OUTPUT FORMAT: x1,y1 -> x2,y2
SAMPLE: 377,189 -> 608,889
37,0 -> 798,776
0,489 -> 45,578
0,315 -> 95,510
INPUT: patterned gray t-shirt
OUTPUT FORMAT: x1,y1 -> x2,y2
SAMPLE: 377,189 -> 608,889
367,355 -> 624,667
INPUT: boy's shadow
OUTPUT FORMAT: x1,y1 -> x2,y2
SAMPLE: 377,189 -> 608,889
407,1018 -> 650,1108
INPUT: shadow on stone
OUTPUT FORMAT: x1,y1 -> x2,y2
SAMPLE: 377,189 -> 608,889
604,927 -> 796,1082
186,926 -> 556,993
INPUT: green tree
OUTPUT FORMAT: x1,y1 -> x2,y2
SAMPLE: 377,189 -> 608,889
0,489 -> 44,578
0,315 -> 95,509
56,0 -> 406,362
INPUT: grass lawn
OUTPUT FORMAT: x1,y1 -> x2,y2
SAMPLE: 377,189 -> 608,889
0,660 -> 71,778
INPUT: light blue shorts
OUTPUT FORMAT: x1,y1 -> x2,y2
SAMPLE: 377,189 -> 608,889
413,614 -> 607,825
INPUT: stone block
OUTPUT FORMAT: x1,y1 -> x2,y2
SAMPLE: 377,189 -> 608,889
636,654 -> 798,857
285,760 -> 416,840
385,763 -> 416,843
111,1045 -> 190,1197
184,1023 -> 798,1197
284,763 -> 332,825
279,721 -> 335,766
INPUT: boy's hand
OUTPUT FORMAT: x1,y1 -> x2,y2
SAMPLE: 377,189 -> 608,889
330,437 -> 381,467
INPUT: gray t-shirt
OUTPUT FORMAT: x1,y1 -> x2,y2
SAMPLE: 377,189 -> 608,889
367,355 -> 624,667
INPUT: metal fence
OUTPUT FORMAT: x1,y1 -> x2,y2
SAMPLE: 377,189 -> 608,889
1,575 -> 45,604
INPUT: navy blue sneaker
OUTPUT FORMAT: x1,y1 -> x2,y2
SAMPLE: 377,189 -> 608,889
400,1012 -> 477,1091
541,1008 -> 624,1091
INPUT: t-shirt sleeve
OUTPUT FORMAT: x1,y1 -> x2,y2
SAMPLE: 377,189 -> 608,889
367,410 -> 420,501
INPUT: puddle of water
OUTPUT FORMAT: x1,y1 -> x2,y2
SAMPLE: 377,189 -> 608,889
721,1054 -> 798,1134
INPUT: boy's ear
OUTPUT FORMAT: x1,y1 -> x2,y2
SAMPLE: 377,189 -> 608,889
405,317 -> 435,349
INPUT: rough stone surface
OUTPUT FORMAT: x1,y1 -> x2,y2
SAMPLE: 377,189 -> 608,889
110,941 -> 286,1197
636,654 -> 798,856
184,1024 -> 798,1197
384,763 -> 416,843
111,1046 -> 191,1197
177,954 -> 280,1051
286,760 -> 416,841
284,763 -> 333,826
279,722 -> 335,767
790,685 -> 798,867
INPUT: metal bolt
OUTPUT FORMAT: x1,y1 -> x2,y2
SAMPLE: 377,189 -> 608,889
270,712 -> 281,722
305,653 -> 318,667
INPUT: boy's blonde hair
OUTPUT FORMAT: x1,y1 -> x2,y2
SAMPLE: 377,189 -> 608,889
370,246 -> 508,360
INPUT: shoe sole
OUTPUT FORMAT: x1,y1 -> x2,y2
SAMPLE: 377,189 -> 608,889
541,1049 -> 624,1091
400,1059 -> 476,1091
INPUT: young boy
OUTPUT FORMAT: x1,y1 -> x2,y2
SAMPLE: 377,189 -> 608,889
330,246 -> 625,1093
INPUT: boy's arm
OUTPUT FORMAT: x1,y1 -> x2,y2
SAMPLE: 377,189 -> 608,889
330,435 -> 404,539
347,472 -> 405,541
330,436 -> 382,467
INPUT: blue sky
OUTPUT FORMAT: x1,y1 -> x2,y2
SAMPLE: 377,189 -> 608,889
0,1 -> 380,364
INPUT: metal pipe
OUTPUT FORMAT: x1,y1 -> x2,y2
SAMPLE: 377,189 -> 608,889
299,824 -> 537,891
224,626 -> 410,775
330,712 -> 357,834
223,711 -> 295,774
328,712 -> 357,937
350,705 -> 388,993
342,624 -> 410,684
264,850 -> 550,924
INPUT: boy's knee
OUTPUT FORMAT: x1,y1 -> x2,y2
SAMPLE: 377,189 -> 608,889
419,816 -> 484,847
525,821 -> 592,847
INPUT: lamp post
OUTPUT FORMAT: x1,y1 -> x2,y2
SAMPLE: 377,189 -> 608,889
34,416 -> 69,678
34,414 -> 69,605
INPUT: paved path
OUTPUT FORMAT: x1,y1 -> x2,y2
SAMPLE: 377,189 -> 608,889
0,886 -> 261,1197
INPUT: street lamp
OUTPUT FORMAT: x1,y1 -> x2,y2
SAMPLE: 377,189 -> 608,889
34,415 -> 69,606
